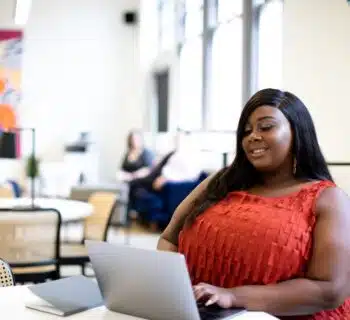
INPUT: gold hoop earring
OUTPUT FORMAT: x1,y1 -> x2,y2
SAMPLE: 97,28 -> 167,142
293,157 -> 297,175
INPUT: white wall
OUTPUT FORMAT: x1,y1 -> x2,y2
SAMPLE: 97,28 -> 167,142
1,0 -> 141,181
0,0 -> 18,29
283,0 -> 350,162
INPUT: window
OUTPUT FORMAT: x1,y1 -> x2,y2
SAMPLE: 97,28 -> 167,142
155,0 -> 283,133
257,0 -> 283,90
184,0 -> 203,39
158,0 -> 175,51
178,37 -> 203,130
184,9 -> 203,39
209,0 -> 243,130
184,0 -> 203,11
176,0 -> 204,42
218,0 -> 243,23
176,0 -> 204,130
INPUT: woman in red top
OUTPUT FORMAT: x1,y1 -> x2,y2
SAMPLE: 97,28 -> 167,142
157,88 -> 350,319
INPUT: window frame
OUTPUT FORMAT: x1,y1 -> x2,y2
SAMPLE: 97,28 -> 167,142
155,0 -> 283,132
256,0 -> 284,90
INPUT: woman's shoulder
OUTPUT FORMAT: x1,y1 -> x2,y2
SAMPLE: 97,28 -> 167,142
298,179 -> 336,203
140,148 -> 155,166
141,148 -> 154,156
307,179 -> 336,190
314,182 -> 350,217
313,180 -> 346,203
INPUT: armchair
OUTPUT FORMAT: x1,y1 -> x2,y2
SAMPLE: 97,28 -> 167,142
133,172 -> 208,229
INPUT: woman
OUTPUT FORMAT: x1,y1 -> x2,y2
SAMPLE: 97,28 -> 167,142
157,89 -> 350,319
117,130 -> 154,182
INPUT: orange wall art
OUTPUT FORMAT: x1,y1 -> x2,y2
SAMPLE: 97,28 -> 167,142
0,30 -> 22,157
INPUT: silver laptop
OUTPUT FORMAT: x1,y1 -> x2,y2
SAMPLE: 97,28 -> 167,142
85,240 -> 246,320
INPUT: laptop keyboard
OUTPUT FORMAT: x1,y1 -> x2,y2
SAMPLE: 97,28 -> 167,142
197,303 -> 244,320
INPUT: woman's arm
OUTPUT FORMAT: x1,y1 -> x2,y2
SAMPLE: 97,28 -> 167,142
230,278 -> 343,316
157,173 -> 215,252
157,237 -> 178,252
196,187 -> 350,316
117,153 -> 133,181
116,170 -> 133,182
130,149 -> 155,179
132,167 -> 151,179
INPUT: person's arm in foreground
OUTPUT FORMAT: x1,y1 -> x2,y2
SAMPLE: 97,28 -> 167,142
194,187 -> 350,316
157,174 -> 215,252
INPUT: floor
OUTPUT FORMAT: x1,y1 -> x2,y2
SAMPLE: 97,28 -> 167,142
107,221 -> 161,250
61,221 -> 161,277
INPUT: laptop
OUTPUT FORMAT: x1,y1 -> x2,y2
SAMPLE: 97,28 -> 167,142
25,275 -> 103,316
86,240 -> 246,320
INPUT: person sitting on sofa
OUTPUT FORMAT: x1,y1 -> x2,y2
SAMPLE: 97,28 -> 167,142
152,131 -> 202,191
116,129 -> 155,182
128,131 -> 203,221
131,131 -> 202,190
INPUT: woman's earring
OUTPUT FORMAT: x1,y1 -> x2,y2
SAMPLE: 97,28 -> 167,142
293,157 -> 297,175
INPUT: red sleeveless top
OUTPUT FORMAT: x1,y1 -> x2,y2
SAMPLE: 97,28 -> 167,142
178,180 -> 350,319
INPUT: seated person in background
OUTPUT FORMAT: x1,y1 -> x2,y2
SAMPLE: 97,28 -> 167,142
116,129 -> 154,182
152,131 -> 202,191
157,88 -> 350,319
128,131 -> 202,219
130,131 -> 202,193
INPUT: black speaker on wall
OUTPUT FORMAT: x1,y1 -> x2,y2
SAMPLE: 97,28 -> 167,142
123,11 -> 138,25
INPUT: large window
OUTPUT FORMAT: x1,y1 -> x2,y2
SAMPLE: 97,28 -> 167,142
178,37 -> 203,130
156,0 -> 283,132
209,0 -> 243,131
257,0 -> 283,90
158,0 -> 176,51
177,0 -> 204,130
217,0 -> 243,22
184,0 -> 203,39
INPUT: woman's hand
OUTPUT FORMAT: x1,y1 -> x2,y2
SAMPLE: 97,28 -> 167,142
133,167 -> 150,179
152,176 -> 167,190
193,283 -> 238,308
116,170 -> 133,182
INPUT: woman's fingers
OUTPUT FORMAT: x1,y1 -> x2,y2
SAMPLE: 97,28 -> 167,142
193,284 -> 215,302
193,283 -> 213,293
205,294 -> 219,306
193,283 -> 239,309
194,286 -> 209,300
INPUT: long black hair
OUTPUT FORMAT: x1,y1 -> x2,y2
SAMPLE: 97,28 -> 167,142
185,88 -> 333,226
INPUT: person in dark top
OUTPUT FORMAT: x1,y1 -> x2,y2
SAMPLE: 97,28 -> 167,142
127,131 -> 202,228
117,130 -> 154,182
129,131 -> 202,192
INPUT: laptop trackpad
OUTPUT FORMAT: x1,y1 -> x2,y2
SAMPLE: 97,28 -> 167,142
198,304 -> 245,320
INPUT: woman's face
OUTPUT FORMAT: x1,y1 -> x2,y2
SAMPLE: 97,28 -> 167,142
241,105 -> 293,172
129,133 -> 142,149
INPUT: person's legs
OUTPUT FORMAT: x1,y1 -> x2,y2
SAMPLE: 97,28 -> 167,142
127,150 -> 176,223
127,175 -> 155,223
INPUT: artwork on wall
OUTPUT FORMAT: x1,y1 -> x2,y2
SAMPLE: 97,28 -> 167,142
0,30 -> 23,157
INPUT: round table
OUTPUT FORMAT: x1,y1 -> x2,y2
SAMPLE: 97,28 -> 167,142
0,197 -> 93,222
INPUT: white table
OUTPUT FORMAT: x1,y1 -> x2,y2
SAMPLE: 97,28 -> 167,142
0,285 -> 278,320
0,197 -> 93,222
